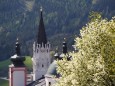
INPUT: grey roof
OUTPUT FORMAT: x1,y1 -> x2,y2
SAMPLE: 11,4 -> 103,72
54,53 -> 59,57
27,76 -> 45,86
46,61 -> 60,78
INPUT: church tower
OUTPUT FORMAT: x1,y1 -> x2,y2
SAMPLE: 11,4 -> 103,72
9,39 -> 26,86
32,7 -> 51,80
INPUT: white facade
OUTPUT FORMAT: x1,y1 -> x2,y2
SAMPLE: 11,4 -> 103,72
45,76 -> 56,86
32,42 -> 51,81
9,67 -> 26,86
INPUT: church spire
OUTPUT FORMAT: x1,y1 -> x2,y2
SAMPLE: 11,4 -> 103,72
37,7 -> 47,45
62,38 -> 67,54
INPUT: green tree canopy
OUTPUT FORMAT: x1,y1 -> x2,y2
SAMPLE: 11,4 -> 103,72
55,16 -> 115,86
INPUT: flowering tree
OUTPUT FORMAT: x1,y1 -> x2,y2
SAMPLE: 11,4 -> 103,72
55,17 -> 115,86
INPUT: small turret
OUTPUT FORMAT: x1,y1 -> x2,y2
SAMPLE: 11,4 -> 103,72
60,38 -> 68,58
62,38 -> 67,54
10,38 -> 25,67
54,47 -> 60,60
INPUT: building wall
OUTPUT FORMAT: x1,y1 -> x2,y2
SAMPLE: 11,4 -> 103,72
45,76 -> 56,86
33,42 -> 51,80
9,67 -> 26,86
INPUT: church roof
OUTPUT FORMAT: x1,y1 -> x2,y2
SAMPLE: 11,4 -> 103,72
46,61 -> 60,78
37,7 -> 47,45
10,38 -> 25,67
27,76 -> 45,86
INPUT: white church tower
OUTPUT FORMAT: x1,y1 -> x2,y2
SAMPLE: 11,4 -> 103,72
32,7 -> 51,81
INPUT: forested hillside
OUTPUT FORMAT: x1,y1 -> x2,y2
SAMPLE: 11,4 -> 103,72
0,0 -> 115,60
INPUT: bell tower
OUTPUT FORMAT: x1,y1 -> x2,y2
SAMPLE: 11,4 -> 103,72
32,7 -> 51,80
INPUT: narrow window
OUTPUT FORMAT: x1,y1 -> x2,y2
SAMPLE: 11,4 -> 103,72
48,44 -> 49,47
47,49 -> 48,52
37,49 -> 38,53
42,64 -> 44,67
49,82 -> 51,86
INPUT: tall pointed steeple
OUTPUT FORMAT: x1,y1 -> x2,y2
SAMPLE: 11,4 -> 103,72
33,7 -> 51,80
37,7 -> 47,45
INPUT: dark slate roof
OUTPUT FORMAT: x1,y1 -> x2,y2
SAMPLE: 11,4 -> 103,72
46,61 -> 60,78
37,8 -> 47,45
27,76 -> 45,86
10,38 -> 25,67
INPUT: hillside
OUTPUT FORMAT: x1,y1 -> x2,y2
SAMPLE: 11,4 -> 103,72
0,0 -> 115,60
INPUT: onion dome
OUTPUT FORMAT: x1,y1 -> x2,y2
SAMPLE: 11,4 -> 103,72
45,61 -> 60,78
54,47 -> 61,60
10,38 -> 25,67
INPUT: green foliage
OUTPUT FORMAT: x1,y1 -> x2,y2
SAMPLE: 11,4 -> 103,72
0,59 -> 11,77
55,17 -> 115,86
0,56 -> 32,85
0,59 -> 10,70
89,11 -> 102,22
0,79 -> 9,86
0,56 -> 32,77
24,56 -> 32,69
24,56 -> 33,73
0,0 -> 115,60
